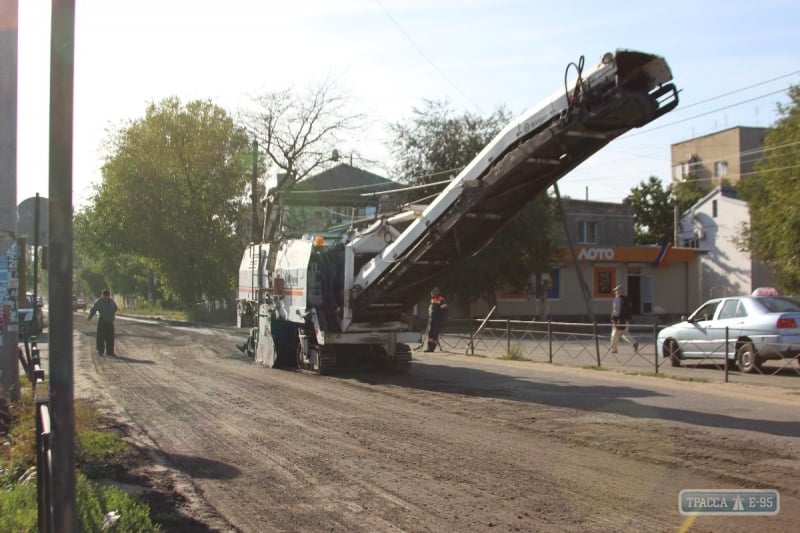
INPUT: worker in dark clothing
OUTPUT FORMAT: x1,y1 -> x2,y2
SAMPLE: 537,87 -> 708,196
424,287 -> 448,352
88,288 -> 118,356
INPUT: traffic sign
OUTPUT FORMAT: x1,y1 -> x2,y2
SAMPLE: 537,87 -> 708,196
17,196 -> 49,245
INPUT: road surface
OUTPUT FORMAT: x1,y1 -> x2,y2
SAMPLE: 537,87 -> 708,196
72,316 -> 800,532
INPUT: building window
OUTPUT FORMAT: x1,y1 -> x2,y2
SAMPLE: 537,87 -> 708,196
712,199 -> 718,218
714,160 -> 728,178
672,158 -> 695,180
577,220 -> 597,244
594,267 -> 616,298
534,270 -> 560,300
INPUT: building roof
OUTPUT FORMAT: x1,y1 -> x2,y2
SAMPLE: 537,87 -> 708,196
671,125 -> 769,146
294,163 -> 402,193
690,184 -> 742,213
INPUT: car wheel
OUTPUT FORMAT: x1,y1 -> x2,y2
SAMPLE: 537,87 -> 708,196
736,341 -> 762,374
665,339 -> 681,367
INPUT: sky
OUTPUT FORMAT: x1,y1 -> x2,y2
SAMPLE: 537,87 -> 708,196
14,0 -> 800,209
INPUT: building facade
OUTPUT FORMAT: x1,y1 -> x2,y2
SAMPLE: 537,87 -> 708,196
670,126 -> 768,190
678,185 -> 774,299
672,126 -> 774,299
469,198 -> 703,323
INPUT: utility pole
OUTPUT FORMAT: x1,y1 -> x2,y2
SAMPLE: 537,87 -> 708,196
50,0 -> 77,529
250,139 -> 259,243
554,184 -> 596,322
0,0 -> 20,402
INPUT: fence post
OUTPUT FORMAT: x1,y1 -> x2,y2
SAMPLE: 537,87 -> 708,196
506,320 -> 511,355
35,391 -> 53,533
593,322 -> 601,367
653,324 -> 659,374
724,326 -> 729,383
547,320 -> 553,364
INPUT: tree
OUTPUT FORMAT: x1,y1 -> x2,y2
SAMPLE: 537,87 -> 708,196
388,100 -> 557,304
738,84 -> 800,293
628,176 -> 673,244
390,99 -> 510,193
629,176 -> 705,245
77,97 -> 253,307
671,175 -> 707,215
245,78 -> 364,241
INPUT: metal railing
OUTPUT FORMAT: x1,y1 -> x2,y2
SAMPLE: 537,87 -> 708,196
19,337 -> 54,533
436,319 -> 800,381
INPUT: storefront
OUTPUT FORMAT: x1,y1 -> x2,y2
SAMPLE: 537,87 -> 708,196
471,245 -> 703,322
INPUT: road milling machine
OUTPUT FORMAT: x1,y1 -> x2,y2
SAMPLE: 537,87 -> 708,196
237,49 -> 679,374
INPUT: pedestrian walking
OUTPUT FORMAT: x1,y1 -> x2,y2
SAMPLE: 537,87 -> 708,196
610,285 -> 638,353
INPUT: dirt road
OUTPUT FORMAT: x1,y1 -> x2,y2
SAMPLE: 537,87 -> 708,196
73,316 -> 800,532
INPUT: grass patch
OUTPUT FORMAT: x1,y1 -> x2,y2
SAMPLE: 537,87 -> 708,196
1,392 -> 162,531
580,365 -> 608,371
623,371 -> 669,378
623,370 -> 711,383
123,301 -> 188,322
499,344 -> 526,361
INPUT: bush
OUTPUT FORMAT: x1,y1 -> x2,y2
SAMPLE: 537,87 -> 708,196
1,394 -> 161,532
0,482 -> 37,533
500,343 -> 526,361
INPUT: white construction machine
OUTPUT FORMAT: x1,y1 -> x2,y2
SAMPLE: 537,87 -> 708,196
237,49 -> 679,374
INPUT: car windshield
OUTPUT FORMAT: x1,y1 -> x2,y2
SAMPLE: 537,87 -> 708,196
755,296 -> 800,313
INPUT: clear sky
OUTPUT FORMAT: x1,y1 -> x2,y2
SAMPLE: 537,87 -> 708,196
15,0 -> 800,208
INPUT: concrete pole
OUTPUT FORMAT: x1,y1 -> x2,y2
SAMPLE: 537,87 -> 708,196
251,139 -> 259,243
49,0 -> 76,529
0,0 -> 20,401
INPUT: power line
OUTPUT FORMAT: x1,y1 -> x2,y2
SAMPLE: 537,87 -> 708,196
626,88 -> 789,137
675,70 -> 800,111
373,0 -> 482,112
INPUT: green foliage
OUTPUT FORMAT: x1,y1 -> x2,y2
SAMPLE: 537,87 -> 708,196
0,475 -> 160,533
76,97 -> 253,308
0,389 -> 36,489
671,175 -> 706,214
629,176 -> 675,244
124,301 -> 188,321
389,100 -> 558,302
1,397 -> 161,532
390,99 -> 510,192
628,176 -> 705,245
739,84 -> 800,293
500,344 -> 526,361
0,482 -> 37,532
76,473 -> 161,532
76,430 -> 129,479
445,196 -> 558,303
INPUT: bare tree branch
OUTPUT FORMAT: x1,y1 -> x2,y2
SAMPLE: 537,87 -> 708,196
246,78 -> 365,186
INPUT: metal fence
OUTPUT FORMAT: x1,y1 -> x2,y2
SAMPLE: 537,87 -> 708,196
436,319 -> 800,381
18,337 -> 54,533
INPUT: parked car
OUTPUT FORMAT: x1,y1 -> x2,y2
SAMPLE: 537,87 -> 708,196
19,293 -> 45,335
73,297 -> 86,312
657,295 -> 800,373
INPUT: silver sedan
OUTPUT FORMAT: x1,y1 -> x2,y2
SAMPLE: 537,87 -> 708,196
657,295 -> 800,373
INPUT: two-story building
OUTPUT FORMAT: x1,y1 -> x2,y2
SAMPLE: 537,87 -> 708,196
677,185 -> 774,299
671,127 -> 774,299
470,197 -> 704,322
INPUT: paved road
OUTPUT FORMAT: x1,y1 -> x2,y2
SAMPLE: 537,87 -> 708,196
27,316 -> 800,531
